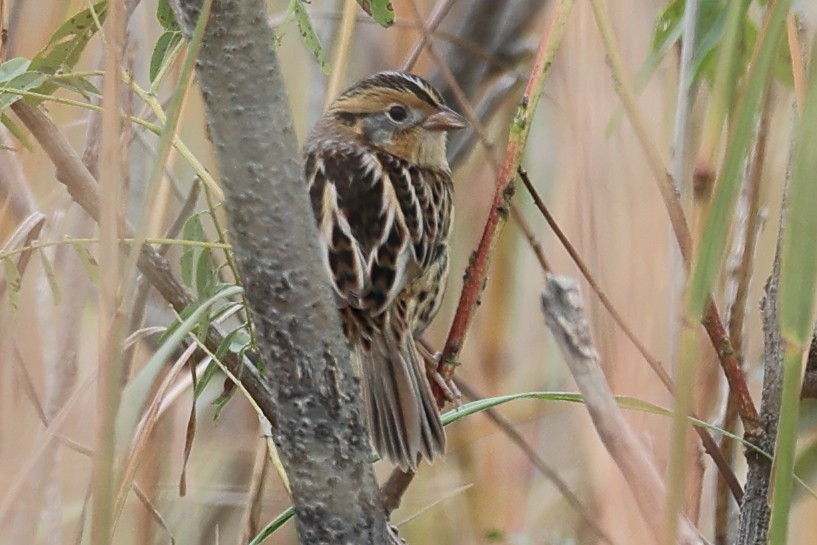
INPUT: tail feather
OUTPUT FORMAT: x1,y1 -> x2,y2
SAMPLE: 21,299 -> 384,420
359,332 -> 445,472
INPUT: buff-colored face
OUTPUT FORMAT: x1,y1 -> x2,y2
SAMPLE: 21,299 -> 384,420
326,72 -> 467,168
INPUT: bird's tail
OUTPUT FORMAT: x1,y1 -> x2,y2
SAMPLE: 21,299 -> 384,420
358,329 -> 445,472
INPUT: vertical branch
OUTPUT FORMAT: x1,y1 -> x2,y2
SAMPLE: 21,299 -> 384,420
91,1 -> 126,543
717,86 -> 772,545
670,0 -> 698,196
173,1 -> 390,543
324,0 -> 357,105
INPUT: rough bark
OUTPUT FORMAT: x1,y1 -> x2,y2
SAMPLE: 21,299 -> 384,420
173,1 -> 389,544
734,234 -> 784,545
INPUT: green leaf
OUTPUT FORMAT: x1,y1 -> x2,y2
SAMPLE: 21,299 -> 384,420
1,114 -> 31,150
38,249 -> 62,305
45,1 -> 107,45
181,214 -> 206,288
248,507 -> 295,545
485,529 -> 507,542
196,301 -> 212,344
217,326 -> 245,359
780,49 -> 817,344
193,360 -> 220,400
160,300 -> 197,345
0,71 -> 47,112
651,0 -> 684,53
156,0 -> 179,31
195,246 -> 214,298
117,285 -> 244,447
645,0 -> 727,91
68,241 -> 99,283
208,301 -> 241,325
290,0 -> 330,74
193,324 -> 247,403
0,58 -> 31,83
2,257 -> 22,312
689,7 -> 730,86
50,74 -> 101,99
356,0 -> 394,27
686,0 -> 790,318
30,1 -> 107,97
212,385 -> 233,420
150,30 -> 183,85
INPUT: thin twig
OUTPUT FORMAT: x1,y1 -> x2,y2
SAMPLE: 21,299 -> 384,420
10,101 -> 277,426
519,167 -> 743,502
716,82 -> 772,545
510,205 -> 551,272
406,0 -> 551,274
381,470 -> 416,514
0,212 -> 46,300
324,0 -> 357,105
309,11 -> 527,75
401,0 -> 461,70
454,378 -> 618,545
520,168 -> 672,389
439,0 -> 575,377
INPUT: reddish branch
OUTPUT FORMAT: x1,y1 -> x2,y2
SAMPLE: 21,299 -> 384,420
383,3 -> 573,511
438,2 -> 572,379
702,304 -> 761,433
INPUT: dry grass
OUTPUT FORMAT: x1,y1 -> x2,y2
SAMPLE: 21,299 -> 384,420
1,0 -> 816,544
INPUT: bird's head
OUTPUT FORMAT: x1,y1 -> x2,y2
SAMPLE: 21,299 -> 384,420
326,71 -> 467,168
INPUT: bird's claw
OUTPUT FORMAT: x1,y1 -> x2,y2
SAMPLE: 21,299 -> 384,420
426,351 -> 462,405
388,523 -> 406,545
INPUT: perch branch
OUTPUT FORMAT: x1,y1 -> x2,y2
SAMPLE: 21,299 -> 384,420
438,0 -> 575,377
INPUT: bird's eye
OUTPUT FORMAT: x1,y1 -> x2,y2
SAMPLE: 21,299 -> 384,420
386,105 -> 409,123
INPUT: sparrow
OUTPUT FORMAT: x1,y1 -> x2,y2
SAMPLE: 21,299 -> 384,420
303,71 -> 467,472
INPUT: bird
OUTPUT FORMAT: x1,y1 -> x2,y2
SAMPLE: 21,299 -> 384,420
303,71 -> 466,472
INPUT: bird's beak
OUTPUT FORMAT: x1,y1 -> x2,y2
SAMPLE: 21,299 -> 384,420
423,106 -> 468,131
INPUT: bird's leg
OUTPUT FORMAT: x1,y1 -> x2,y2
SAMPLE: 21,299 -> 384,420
388,523 -> 406,545
416,341 -> 461,404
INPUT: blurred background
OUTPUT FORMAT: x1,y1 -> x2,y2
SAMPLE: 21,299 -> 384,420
1,0 -> 815,544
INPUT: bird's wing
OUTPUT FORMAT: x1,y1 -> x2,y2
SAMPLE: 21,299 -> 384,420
305,143 -> 431,314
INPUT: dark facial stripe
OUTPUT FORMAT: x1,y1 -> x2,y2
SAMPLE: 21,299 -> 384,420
342,71 -> 444,108
334,111 -> 358,125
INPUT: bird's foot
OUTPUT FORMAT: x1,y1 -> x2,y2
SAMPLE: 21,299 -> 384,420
425,351 -> 461,405
388,524 -> 406,545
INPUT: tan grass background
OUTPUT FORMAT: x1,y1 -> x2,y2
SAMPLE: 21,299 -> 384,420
1,1 -> 815,544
